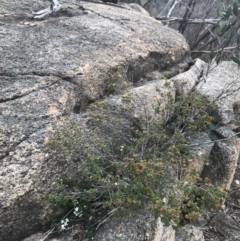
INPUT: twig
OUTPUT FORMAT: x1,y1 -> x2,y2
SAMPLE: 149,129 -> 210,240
42,207 -> 74,241
227,203 -> 240,209
42,228 -> 55,241
166,0 -> 181,26
191,45 -> 240,53
95,208 -> 117,230
156,17 -> 220,25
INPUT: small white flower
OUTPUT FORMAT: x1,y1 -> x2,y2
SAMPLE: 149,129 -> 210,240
236,180 -> 240,185
74,207 -> 82,217
120,146 -> 124,152
60,218 -> 69,231
162,197 -> 167,204
61,218 -> 69,230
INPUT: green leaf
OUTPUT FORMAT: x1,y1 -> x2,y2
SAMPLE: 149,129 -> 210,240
219,11 -> 226,18
231,56 -> 240,65
225,6 -> 232,18
233,2 -> 239,16
209,50 -> 216,59
217,6 -> 223,18
174,101 -> 181,108
220,25 -> 228,37
219,19 -> 226,28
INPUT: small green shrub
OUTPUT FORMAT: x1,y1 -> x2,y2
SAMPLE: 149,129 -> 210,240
163,71 -> 171,80
47,88 -> 226,235
106,65 -> 131,94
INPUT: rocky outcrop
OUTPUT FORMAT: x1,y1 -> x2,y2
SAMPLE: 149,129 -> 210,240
1,0 -> 240,240
211,212 -> 240,240
175,224 -> 204,241
198,62 -> 240,190
18,62 -> 240,241
21,59 -> 210,241
171,60 -> 240,191
171,60 -> 240,240
0,1 -> 191,240
21,61 -> 240,241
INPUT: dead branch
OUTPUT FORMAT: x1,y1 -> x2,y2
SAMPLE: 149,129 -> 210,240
156,17 -> 220,25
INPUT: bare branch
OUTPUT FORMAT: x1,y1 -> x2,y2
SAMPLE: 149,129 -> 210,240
167,0 -> 181,18
156,17 -> 220,25
178,0 -> 196,33
191,45 -> 240,53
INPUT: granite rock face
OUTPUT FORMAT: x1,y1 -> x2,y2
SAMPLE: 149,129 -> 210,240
171,60 -> 240,191
0,1 -> 191,240
20,59 -> 240,241
2,1 -> 240,240
198,62 -> 240,190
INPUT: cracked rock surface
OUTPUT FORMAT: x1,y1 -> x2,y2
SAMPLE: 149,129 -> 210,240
0,1 -> 191,240
23,59 -> 240,241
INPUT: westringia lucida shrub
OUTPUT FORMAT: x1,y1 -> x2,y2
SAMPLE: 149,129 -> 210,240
47,89 -> 227,232
106,65 -> 132,94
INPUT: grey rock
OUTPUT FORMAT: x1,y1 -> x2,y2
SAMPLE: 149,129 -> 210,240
211,212 -> 240,240
129,3 -> 150,15
22,212 -> 175,241
175,224 -> 205,241
173,60 -> 240,192
197,62 -> 240,190
22,224 -> 86,241
94,209 -> 156,241
199,61 -> 240,125
19,63 -> 240,241
0,0 -> 191,240
170,58 -> 205,95
201,127 -> 240,190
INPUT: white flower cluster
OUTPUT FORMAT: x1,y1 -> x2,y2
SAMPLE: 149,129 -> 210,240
73,207 -> 83,217
120,146 -> 124,152
162,197 -> 167,204
60,218 -> 69,231
60,207 -> 83,231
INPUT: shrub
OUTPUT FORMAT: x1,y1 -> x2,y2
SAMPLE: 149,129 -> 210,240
47,87 -> 227,235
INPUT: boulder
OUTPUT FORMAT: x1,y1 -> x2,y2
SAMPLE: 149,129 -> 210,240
198,62 -> 240,190
211,212 -> 240,240
0,1 -> 191,240
175,224 -> 204,241
171,60 -> 240,191
19,62 -> 240,241
23,213 -> 175,241
173,60 -> 240,239
93,209 -> 165,241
